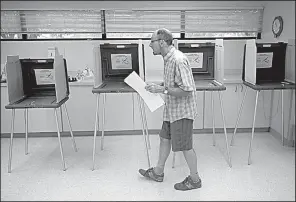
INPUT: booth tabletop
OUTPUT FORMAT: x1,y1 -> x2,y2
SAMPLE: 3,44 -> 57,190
5,96 -> 69,109
92,82 -> 135,94
92,80 -> 227,94
195,80 -> 226,91
243,81 -> 296,91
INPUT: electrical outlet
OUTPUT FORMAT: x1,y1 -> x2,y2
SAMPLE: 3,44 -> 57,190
48,47 -> 56,58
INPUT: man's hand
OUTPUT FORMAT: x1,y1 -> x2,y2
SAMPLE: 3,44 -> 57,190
145,83 -> 164,94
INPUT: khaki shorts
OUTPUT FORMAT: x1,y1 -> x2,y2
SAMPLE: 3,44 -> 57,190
159,118 -> 193,152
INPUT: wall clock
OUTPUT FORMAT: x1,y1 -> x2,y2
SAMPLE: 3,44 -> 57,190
272,16 -> 284,38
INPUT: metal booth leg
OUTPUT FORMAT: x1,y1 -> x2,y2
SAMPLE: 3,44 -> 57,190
60,107 -> 63,132
63,103 -> 78,152
54,108 -> 66,171
287,90 -> 294,147
101,93 -> 106,150
172,152 -> 176,168
231,87 -> 248,146
211,91 -> 216,146
248,90 -> 259,165
218,91 -> 232,168
137,94 -> 151,168
8,109 -> 15,173
92,93 -> 100,171
281,90 -> 284,146
141,99 -> 151,149
25,109 -> 29,155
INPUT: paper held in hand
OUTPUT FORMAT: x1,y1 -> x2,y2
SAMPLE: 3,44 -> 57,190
124,71 -> 164,112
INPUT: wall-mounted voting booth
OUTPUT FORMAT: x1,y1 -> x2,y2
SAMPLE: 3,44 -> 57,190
5,48 -> 77,173
173,39 -> 232,168
91,40 -> 150,170
242,39 -> 294,85
93,40 -> 145,88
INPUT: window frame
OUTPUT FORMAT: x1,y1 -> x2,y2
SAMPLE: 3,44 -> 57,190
1,8 -> 263,41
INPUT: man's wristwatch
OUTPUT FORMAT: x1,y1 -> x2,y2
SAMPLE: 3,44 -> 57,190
163,86 -> 169,95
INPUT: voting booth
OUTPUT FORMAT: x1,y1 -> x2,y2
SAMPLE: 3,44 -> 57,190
172,39 -> 232,168
6,48 -> 69,107
93,40 -> 145,88
175,39 -> 225,85
91,40 -> 150,170
232,39 -> 296,164
5,48 -> 77,173
242,40 -> 289,85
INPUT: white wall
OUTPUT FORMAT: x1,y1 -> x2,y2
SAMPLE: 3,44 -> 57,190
261,1 -> 295,42
1,40 -> 250,82
0,40 -> 165,81
0,0 -> 268,79
261,1 -> 295,141
2,1 -> 293,135
1,0 -> 266,76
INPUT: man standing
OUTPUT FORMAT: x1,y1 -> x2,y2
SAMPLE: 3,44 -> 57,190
139,28 -> 201,191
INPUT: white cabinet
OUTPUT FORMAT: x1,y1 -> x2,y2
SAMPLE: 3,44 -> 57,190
101,93 -> 134,131
1,86 -> 25,134
237,84 -> 272,128
133,93 -> 164,130
27,108 -> 62,133
62,87 -> 135,132
61,85 -> 97,132
204,84 -> 239,129
193,92 -> 204,129
270,89 -> 295,139
203,83 -> 272,130
1,86 -> 62,134
0,83 -> 274,135
133,92 -> 204,131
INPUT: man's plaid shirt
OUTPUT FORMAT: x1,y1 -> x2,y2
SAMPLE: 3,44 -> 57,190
163,46 -> 198,123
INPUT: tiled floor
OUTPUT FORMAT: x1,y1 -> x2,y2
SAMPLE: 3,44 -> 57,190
1,132 -> 295,201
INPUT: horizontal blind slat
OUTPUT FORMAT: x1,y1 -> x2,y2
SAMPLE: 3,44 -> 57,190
1,11 -> 22,33
1,8 -> 263,38
105,10 -> 181,33
185,9 -> 263,33
1,10 -> 102,34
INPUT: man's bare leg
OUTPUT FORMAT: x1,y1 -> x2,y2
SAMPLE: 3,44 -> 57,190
154,137 -> 171,175
183,149 -> 200,182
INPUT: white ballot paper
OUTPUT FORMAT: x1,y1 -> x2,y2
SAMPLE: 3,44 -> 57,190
124,71 -> 165,112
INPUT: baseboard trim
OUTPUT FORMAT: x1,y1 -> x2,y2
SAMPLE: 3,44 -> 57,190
1,127 -> 270,138
269,128 -> 295,147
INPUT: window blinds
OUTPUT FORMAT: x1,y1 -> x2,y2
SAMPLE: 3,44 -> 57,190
1,10 -> 102,34
104,10 -> 182,37
1,8 -> 264,39
184,9 -> 263,37
1,11 -> 22,34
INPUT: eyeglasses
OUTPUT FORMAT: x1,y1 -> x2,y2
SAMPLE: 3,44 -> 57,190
150,39 -> 161,44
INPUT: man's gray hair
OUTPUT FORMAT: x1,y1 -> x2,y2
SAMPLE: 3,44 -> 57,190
156,28 -> 173,45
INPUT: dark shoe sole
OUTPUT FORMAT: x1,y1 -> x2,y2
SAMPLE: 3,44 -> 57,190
174,183 -> 202,191
174,178 -> 202,191
139,169 -> 164,182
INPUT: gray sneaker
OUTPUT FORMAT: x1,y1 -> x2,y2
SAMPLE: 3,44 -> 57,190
174,176 -> 202,191
139,167 -> 164,182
